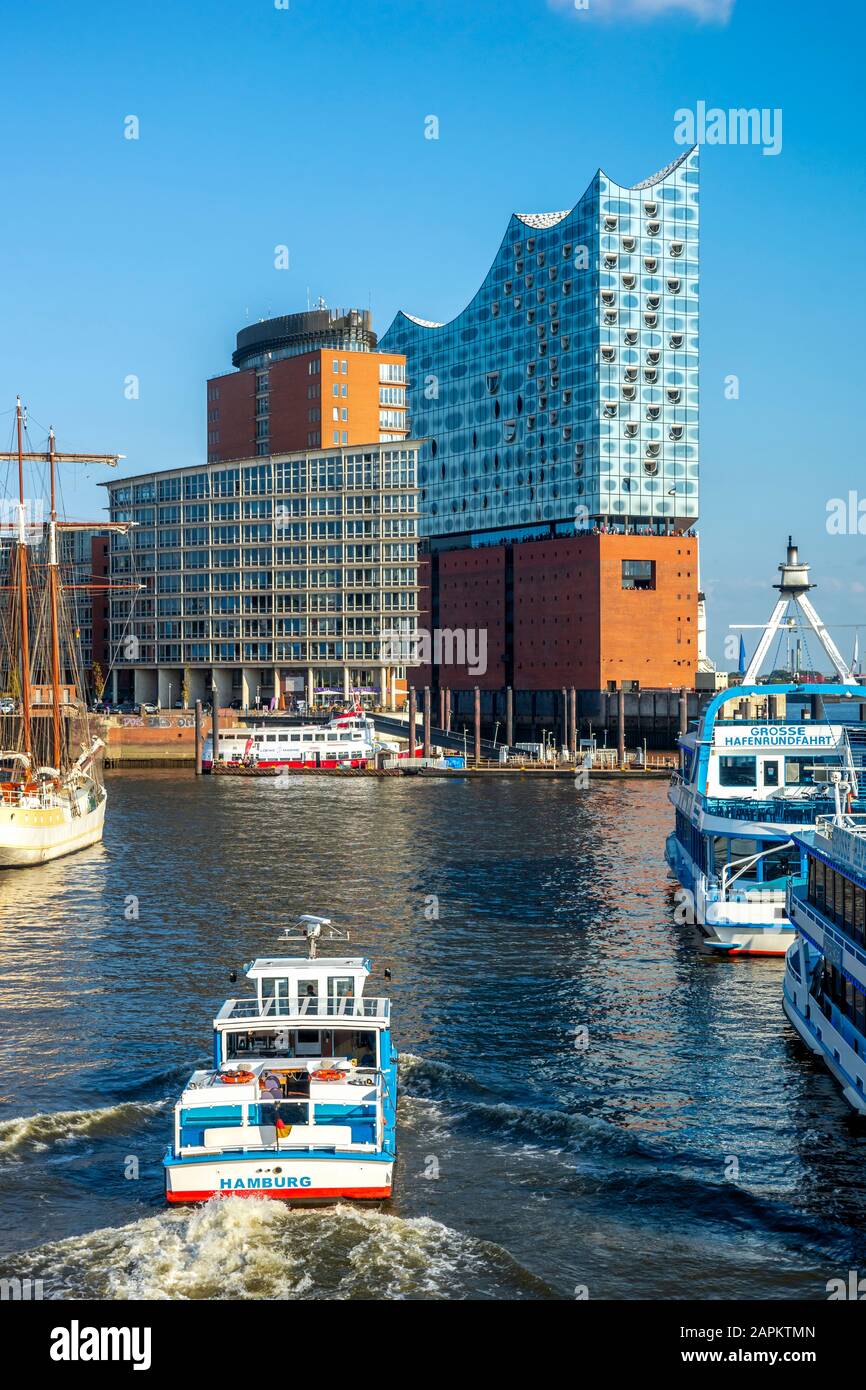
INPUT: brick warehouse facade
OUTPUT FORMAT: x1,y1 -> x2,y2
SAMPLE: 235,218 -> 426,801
412,531 -> 697,693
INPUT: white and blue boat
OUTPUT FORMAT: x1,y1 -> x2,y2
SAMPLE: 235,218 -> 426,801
164,916 -> 397,1204
667,682 -> 866,955
667,537 -> 866,956
667,683 -> 861,956
783,797 -> 866,1114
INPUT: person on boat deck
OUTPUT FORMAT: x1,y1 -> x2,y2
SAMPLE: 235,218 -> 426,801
259,1072 -> 282,1100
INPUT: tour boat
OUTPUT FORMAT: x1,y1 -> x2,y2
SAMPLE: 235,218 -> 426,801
164,915 -> 398,1203
783,794 -> 866,1114
0,399 -> 125,867
666,537 -> 866,955
667,682 -> 866,955
202,704 -> 405,771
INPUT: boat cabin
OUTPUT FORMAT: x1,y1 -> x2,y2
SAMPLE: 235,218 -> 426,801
213,956 -> 387,1069
173,954 -> 393,1159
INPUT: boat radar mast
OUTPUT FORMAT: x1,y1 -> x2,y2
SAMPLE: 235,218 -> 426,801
277,914 -> 350,959
737,537 -> 857,685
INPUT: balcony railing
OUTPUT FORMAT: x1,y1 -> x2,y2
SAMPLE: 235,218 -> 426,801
216,995 -> 390,1022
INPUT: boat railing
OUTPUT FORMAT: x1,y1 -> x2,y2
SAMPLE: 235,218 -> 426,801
813,812 -> 866,841
179,1077 -> 385,1154
703,795 -> 839,824
786,881 -> 866,966
217,995 -> 390,1022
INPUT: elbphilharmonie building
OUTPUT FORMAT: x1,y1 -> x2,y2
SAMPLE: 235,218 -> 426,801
381,146 -> 699,545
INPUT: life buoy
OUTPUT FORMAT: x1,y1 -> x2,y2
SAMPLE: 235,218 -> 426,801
219,1069 -> 256,1085
312,1069 -> 344,1082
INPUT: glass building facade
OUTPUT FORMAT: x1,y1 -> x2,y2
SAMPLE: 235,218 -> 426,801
380,147 -> 699,544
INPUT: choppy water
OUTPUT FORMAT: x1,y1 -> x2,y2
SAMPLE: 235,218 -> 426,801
1,772 -> 864,1300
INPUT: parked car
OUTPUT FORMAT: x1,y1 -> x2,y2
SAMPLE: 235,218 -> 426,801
141,702 -> 159,715
228,698 -> 243,710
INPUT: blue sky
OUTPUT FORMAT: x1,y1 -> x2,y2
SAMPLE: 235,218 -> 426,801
1,0 -> 864,666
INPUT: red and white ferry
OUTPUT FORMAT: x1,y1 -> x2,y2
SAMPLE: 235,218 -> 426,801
203,705 -> 393,772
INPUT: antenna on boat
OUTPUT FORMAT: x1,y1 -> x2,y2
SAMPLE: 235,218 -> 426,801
277,913 -> 350,958
733,537 -> 858,686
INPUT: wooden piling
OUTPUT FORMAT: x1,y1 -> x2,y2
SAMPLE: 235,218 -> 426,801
423,685 -> 431,758
194,699 -> 203,775
408,686 -> 417,759
211,688 -> 220,765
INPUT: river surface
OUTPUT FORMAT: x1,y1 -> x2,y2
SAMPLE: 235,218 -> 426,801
1,772 -> 865,1300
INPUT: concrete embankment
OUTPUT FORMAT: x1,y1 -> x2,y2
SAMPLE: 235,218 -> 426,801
99,713 -> 239,768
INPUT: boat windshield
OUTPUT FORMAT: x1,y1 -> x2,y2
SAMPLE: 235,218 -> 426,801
225,1027 -> 376,1065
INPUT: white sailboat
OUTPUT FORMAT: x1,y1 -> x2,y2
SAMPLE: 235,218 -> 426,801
0,398 -> 126,867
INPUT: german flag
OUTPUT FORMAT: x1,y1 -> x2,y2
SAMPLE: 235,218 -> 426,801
273,1106 -> 291,1139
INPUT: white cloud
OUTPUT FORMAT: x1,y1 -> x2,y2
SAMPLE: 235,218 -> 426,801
551,0 -> 735,22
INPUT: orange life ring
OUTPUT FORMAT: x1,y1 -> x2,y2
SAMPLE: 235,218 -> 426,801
219,1069 -> 256,1085
312,1069 -> 345,1082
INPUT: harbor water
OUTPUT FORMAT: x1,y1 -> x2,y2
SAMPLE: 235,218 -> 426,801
1,772 -> 865,1300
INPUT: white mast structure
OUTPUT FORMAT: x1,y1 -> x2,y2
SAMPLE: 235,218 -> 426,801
737,537 -> 857,686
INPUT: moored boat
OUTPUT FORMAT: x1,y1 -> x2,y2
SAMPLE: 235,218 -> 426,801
0,399 -> 126,866
164,915 -> 398,1203
783,796 -> 866,1114
202,713 -> 376,771
666,682 -> 866,955
666,536 -> 866,955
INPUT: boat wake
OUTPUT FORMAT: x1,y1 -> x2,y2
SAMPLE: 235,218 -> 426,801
398,1051 -> 488,1095
0,1100 -> 166,1161
4,1197 -> 549,1300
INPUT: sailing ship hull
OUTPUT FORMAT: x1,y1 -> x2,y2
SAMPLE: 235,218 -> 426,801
164,1152 -> 394,1204
0,793 -> 106,867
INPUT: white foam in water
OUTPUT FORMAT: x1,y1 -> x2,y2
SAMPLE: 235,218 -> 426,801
12,1200 -> 516,1301
0,1101 -> 166,1160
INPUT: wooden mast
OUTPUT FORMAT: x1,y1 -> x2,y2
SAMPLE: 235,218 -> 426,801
0,410 -> 126,771
14,398 -> 33,766
48,428 -> 63,771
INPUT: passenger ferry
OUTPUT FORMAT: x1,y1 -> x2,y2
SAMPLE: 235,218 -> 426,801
666,683 -> 866,955
164,916 -> 398,1203
783,796 -> 866,1114
202,709 -> 382,772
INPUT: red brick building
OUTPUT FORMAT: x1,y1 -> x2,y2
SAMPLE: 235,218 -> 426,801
413,531 -> 697,693
206,308 -> 408,462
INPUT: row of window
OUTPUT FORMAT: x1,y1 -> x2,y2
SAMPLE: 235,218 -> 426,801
808,854 -> 866,948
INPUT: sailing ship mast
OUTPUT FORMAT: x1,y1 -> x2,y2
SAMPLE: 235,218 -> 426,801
48,427 -> 62,770
13,398 -> 33,762
0,397 -> 126,777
